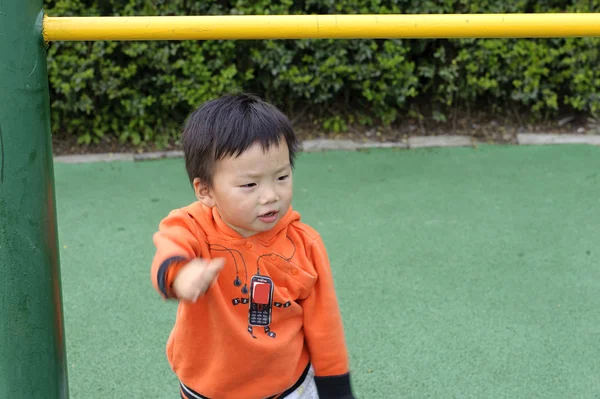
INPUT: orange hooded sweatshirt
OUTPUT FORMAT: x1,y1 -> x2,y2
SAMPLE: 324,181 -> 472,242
151,202 -> 354,399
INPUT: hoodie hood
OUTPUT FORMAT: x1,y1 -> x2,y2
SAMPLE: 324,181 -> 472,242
183,201 -> 301,245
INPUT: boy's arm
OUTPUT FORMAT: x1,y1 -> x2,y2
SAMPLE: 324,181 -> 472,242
150,209 -> 203,299
302,235 -> 356,399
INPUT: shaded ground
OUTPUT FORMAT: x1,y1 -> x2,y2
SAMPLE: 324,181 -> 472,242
55,144 -> 600,398
51,112 -> 599,155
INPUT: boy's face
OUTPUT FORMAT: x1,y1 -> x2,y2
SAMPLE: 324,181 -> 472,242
195,139 -> 293,237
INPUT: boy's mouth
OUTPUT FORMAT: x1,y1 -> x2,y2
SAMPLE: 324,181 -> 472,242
258,210 -> 279,223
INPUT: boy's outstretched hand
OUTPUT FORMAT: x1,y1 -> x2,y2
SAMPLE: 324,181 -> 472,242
173,258 -> 225,302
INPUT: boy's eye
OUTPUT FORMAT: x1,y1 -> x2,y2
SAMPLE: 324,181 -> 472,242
277,175 -> 289,181
240,183 -> 256,188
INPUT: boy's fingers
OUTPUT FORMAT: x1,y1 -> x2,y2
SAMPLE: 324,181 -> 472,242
187,258 -> 224,298
208,257 -> 225,272
202,258 -> 225,283
191,291 -> 201,302
176,258 -> 226,302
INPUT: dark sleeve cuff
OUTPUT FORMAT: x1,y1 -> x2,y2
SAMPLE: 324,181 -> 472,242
315,373 -> 355,399
157,256 -> 188,298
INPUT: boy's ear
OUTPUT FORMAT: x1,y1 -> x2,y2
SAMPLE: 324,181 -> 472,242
193,178 -> 216,207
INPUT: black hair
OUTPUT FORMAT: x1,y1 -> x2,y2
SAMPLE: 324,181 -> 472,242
182,93 -> 299,187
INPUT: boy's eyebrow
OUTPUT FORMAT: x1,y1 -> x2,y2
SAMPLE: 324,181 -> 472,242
240,163 -> 291,178
275,163 -> 291,173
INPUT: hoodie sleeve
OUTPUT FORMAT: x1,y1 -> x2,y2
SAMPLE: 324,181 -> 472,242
150,209 -> 204,299
301,235 -> 356,399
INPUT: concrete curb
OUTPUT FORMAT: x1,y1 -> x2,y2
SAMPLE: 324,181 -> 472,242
133,150 -> 184,161
53,153 -> 135,164
301,139 -> 409,151
517,133 -> 600,146
408,135 -> 474,148
53,134 -> 600,164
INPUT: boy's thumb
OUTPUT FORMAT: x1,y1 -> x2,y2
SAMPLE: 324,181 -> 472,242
204,258 -> 225,280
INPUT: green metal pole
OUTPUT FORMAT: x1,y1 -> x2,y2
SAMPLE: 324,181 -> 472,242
0,1 -> 69,398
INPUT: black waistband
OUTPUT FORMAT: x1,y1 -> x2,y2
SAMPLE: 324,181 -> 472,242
266,362 -> 311,399
180,362 -> 312,399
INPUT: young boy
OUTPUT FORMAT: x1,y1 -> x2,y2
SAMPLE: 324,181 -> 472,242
150,93 -> 355,399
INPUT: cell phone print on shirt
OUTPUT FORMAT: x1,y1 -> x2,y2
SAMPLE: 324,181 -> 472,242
248,275 -> 274,327
215,243 -> 297,339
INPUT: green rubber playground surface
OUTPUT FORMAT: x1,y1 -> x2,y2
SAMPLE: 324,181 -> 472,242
54,144 -> 600,398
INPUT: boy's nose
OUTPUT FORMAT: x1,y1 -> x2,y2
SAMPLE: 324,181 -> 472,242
259,187 -> 279,204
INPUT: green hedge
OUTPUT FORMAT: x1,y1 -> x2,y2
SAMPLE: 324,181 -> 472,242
45,0 -> 600,146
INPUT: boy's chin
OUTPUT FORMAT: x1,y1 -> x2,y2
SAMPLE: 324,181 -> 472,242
234,218 -> 279,237
249,223 -> 276,235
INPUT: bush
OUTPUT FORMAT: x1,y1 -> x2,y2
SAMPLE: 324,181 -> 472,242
44,0 -> 600,146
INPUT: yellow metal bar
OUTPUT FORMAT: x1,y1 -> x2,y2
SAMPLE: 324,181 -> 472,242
43,13 -> 600,41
